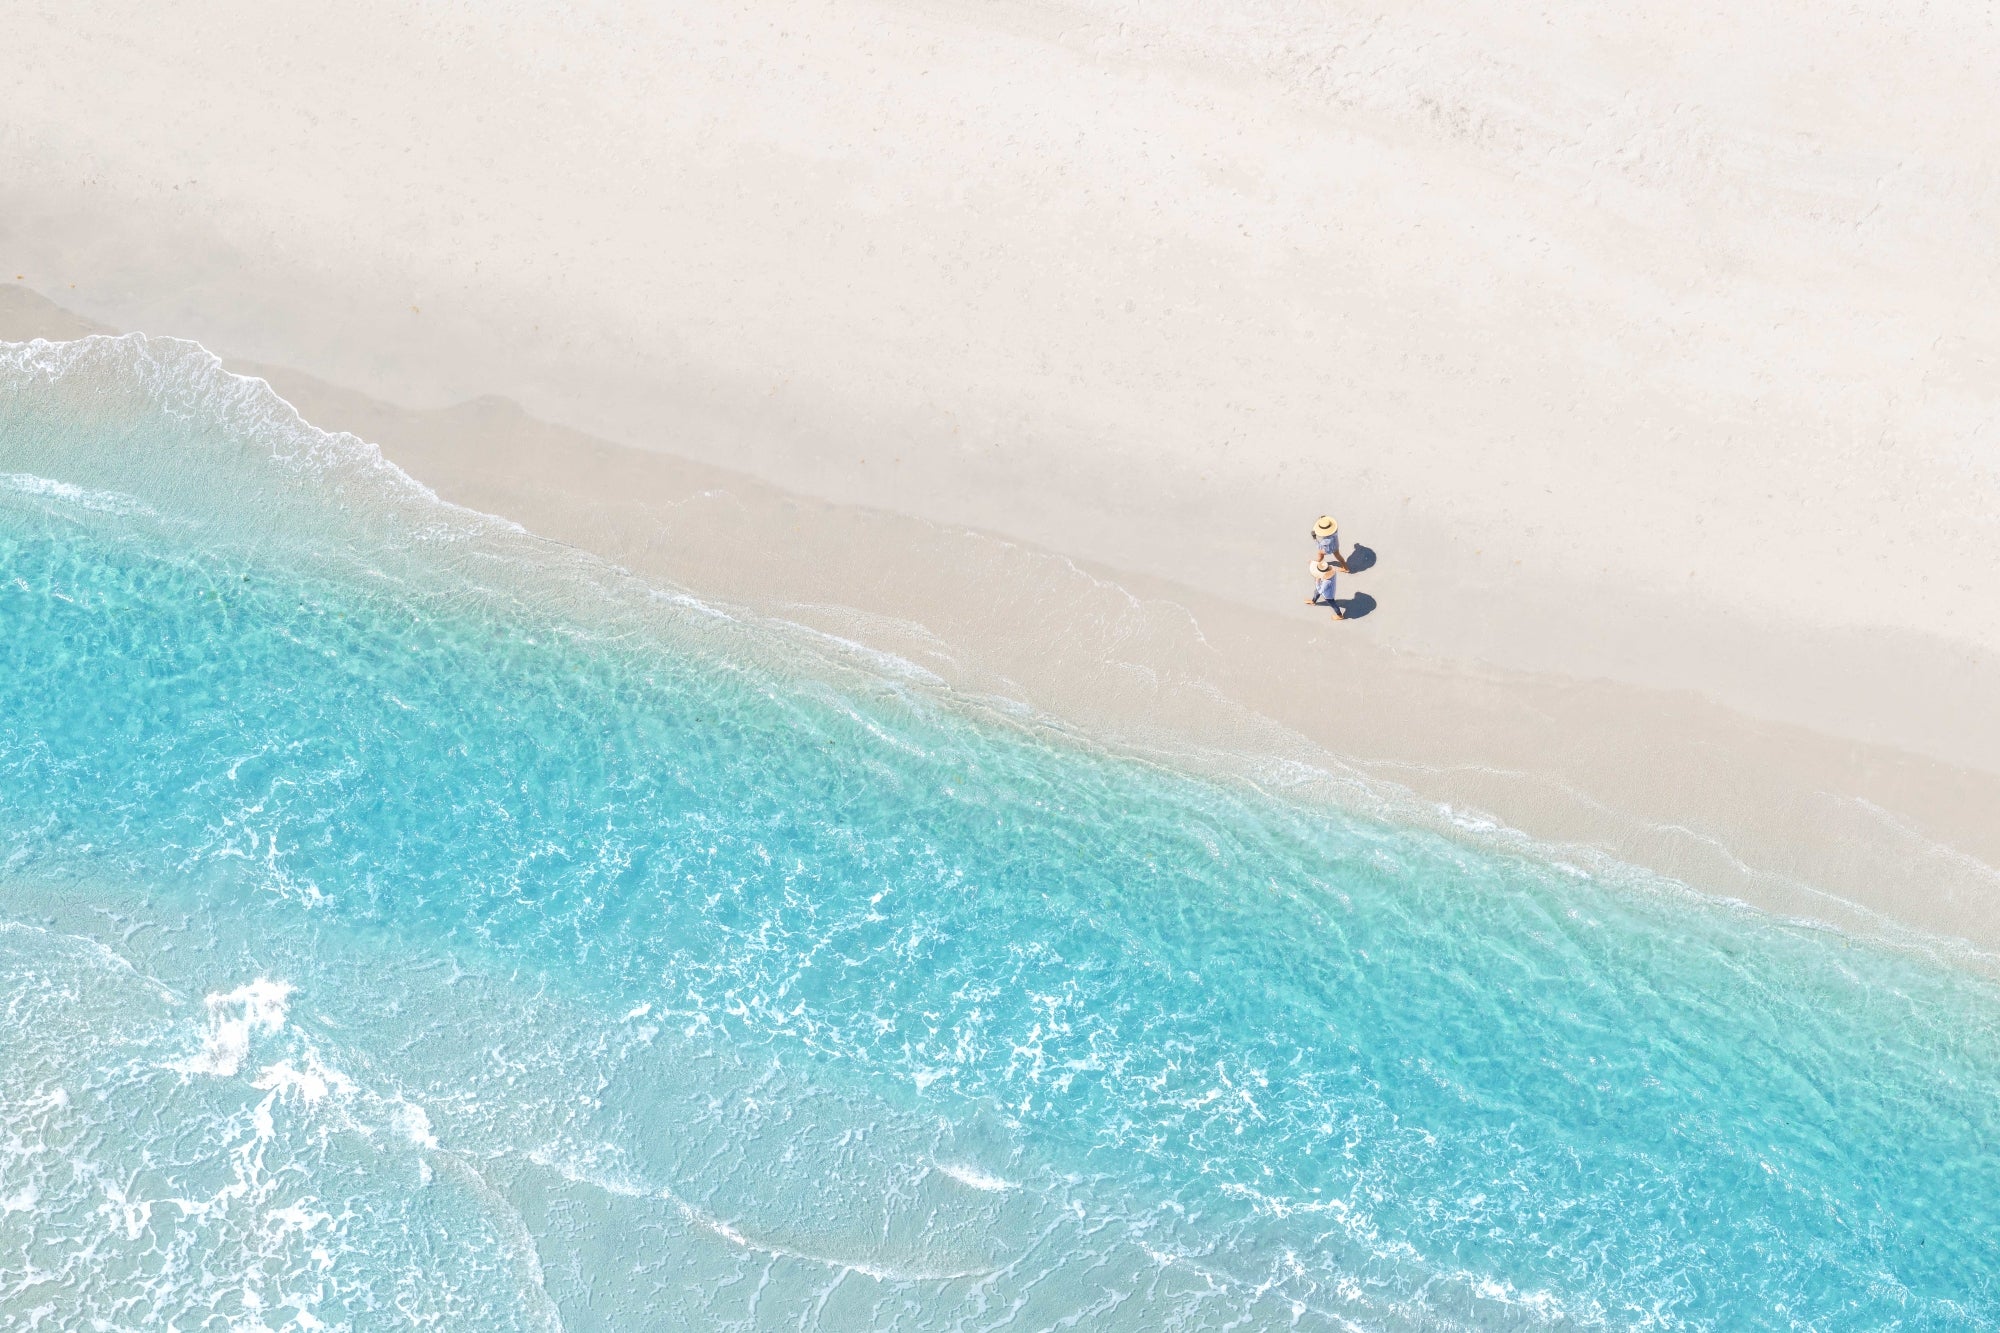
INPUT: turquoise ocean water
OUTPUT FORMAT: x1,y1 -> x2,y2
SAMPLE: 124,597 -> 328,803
1,335 -> 1996,1331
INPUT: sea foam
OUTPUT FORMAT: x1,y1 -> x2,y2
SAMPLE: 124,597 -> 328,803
3,334 -> 1999,1329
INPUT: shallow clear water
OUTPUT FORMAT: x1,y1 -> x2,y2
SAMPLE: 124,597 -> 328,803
2,336 -> 1997,1332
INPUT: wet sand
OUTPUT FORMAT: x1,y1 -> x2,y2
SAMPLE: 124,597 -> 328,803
4,0 -> 1998,959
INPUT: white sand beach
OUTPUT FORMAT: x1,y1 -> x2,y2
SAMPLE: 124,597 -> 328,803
5,0 -> 1999,954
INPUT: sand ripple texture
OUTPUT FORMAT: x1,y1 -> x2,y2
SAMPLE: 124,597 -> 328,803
2,336 -> 1998,1330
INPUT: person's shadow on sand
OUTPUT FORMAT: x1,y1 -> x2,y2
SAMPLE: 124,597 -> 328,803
1344,544 -> 1377,574
1337,591 -> 1377,620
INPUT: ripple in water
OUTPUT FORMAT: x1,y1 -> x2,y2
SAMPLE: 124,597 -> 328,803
2,335 -> 1997,1330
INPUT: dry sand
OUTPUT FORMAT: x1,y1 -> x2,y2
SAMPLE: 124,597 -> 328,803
4,0 -> 1998,956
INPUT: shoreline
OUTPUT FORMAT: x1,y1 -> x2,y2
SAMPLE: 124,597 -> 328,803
8,0 -> 2000,779
5,0 -> 1997,966
8,3 -> 2000,1321
7,288 -> 1999,969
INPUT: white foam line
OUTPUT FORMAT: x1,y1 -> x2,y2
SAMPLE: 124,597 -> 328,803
429,1150 -> 567,1333
7,331 -> 769,643
1842,795 -> 2000,886
778,602 -> 958,655
5,332 -> 448,506
768,617 -> 951,687
529,1150 -> 993,1284
931,1161 -> 1018,1193
0,917 -> 179,1003
1348,755 -> 2000,968
0,471 -> 157,517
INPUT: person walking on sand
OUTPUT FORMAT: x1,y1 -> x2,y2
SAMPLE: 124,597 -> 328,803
1306,555 -> 1348,620
1311,516 -> 1349,571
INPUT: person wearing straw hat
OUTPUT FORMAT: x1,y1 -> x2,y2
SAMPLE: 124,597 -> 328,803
1310,516 -> 1349,571
1306,555 -> 1348,619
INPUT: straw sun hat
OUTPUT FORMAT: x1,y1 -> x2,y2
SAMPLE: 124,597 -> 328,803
1314,516 -> 1338,536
